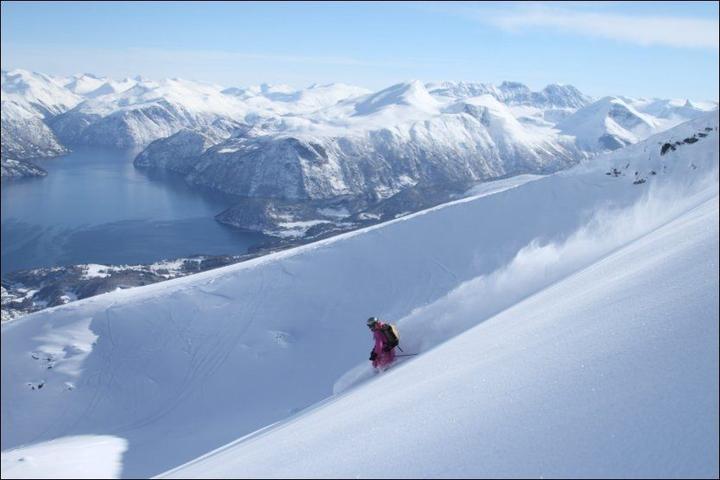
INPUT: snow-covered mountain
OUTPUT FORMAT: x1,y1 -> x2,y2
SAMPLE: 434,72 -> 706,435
171,88 -> 581,201
131,80 -> 589,236
1,69 -> 81,117
2,69 -> 714,175
127,79 -> 712,206
559,95 -> 718,152
0,100 -> 68,161
426,80 -> 591,109
62,73 -> 108,96
2,112 -> 717,478
134,79 -> 714,236
83,78 -> 138,98
135,80 -> 586,196
47,78 -> 246,149
0,70 -> 77,164
625,96 -> 718,122
558,96 -> 659,150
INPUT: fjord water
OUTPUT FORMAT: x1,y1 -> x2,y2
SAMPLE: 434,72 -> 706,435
1,148 -> 269,275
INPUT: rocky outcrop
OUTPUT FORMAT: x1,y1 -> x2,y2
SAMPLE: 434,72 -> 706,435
134,129 -> 222,174
0,156 -> 47,179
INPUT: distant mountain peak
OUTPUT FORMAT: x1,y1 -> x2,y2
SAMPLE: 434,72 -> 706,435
353,80 -> 438,116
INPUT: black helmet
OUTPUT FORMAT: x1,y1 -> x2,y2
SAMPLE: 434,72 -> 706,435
367,316 -> 378,327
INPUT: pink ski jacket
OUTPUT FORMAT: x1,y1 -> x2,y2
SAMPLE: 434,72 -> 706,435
371,322 -> 396,368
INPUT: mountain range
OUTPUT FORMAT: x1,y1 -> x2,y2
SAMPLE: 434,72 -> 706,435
2,70 -> 717,237
3,69 -> 716,236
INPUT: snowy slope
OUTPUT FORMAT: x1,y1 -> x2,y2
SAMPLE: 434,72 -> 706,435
0,70 -> 77,161
162,189 -> 718,479
625,97 -> 718,124
0,100 -> 68,162
84,78 -> 138,98
558,96 -> 660,150
63,74 -> 108,96
1,113 -> 717,479
426,81 -> 592,109
1,69 -> 81,117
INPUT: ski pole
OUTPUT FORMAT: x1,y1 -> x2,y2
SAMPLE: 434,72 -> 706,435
396,353 -> 418,357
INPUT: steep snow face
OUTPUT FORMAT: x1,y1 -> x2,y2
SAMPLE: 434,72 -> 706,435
354,80 -> 440,116
426,80 -> 498,100
558,96 -> 662,151
0,100 -> 68,160
63,74 -> 108,96
449,94 -> 540,142
163,192 -> 719,480
1,69 -> 81,118
248,82 -> 371,111
426,81 -> 591,110
84,78 -> 138,98
627,97 -> 719,130
1,114 -> 716,479
559,95 -> 718,154
496,81 -> 592,109
0,70 -> 76,160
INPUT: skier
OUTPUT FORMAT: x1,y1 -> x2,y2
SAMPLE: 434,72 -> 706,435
367,316 -> 398,370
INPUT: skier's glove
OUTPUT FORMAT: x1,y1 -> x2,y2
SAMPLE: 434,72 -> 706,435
369,351 -> 377,361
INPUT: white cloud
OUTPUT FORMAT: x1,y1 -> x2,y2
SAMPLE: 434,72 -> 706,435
487,6 -> 719,49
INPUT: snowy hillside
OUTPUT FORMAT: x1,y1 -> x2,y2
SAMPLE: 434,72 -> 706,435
559,95 -> 718,152
559,96 -> 659,150
0,70 -> 76,163
0,100 -> 68,161
62,74 -> 108,96
1,112 -> 717,479
1,70 -> 81,117
163,179 -> 719,479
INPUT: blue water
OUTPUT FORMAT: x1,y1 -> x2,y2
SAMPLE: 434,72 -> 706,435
1,148 -> 269,275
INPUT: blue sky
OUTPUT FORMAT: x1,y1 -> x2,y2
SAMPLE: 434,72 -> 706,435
1,1 -> 718,99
